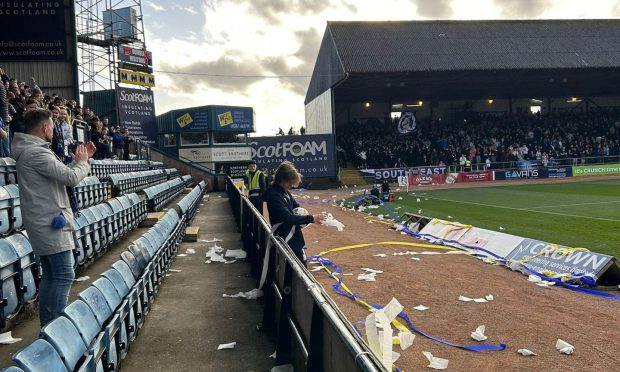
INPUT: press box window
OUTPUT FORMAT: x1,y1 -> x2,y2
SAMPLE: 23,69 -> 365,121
163,134 -> 176,147
180,132 -> 209,146
213,132 -> 247,145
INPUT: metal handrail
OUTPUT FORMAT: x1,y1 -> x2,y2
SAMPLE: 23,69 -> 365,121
226,176 -> 384,371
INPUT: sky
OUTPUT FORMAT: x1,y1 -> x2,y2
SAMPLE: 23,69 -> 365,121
143,0 -> 620,136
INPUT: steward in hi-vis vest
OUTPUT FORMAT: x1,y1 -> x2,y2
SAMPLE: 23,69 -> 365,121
245,160 -> 267,213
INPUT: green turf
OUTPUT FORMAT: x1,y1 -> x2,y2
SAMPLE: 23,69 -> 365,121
349,179 -> 620,258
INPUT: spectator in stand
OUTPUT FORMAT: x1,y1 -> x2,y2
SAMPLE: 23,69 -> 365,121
112,126 -> 124,159
122,128 -> 133,160
11,109 -> 96,328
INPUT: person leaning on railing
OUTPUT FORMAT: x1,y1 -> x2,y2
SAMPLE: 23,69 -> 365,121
263,161 -> 325,266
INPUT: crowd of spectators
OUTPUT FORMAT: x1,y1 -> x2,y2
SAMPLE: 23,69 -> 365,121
1,67 -> 133,161
337,109 -> 620,170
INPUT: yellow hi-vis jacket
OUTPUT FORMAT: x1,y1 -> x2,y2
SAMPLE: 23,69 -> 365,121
245,169 -> 264,191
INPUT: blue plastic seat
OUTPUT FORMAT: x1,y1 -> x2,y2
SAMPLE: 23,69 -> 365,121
1,366 -> 25,371
77,286 -> 112,326
91,277 -> 121,311
0,239 -> 20,326
12,339 -> 68,372
121,251 -> 143,279
8,233 -> 39,304
61,299 -> 101,346
40,316 -> 88,371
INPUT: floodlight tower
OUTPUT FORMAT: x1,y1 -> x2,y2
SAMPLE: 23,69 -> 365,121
75,0 -> 148,94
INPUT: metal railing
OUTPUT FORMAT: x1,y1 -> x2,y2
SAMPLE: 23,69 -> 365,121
226,177 -> 383,372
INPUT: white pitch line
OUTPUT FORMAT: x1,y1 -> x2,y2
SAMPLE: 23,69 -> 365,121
422,195 -> 620,223
526,199 -> 620,210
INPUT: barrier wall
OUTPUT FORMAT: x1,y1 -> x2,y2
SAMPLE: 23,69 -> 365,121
226,177 -> 384,372
419,219 -> 620,284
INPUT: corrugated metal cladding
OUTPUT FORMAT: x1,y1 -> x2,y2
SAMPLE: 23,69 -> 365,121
83,90 -> 117,123
156,110 -> 177,133
304,26 -> 346,105
2,61 -> 75,100
305,89 -> 333,134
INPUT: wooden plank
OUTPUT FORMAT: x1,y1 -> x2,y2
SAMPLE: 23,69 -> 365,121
141,211 -> 166,227
184,226 -> 200,242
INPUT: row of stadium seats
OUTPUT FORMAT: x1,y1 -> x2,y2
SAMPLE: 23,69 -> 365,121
109,170 -> 167,196
0,185 -> 22,235
143,178 -> 185,212
163,168 -> 179,179
8,180 -> 208,371
74,177 -> 109,210
73,194 -> 147,268
89,160 -> 150,180
0,233 -> 38,329
0,158 -> 17,187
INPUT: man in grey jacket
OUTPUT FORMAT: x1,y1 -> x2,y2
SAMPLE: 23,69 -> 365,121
11,109 -> 95,328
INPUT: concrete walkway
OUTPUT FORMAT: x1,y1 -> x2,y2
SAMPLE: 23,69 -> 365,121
121,193 -> 274,371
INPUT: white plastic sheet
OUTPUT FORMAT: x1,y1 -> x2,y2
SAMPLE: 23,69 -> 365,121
422,351 -> 449,370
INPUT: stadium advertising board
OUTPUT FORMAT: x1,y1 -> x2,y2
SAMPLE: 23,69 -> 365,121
116,86 -> 156,144
119,69 -> 155,87
219,163 -> 247,178
459,171 -> 494,182
505,239 -> 614,279
548,166 -> 573,178
0,1 -> 67,61
179,147 -> 251,163
212,107 -> 254,132
494,168 -> 548,180
118,45 -> 153,66
409,173 -> 447,186
573,163 -> 620,177
363,168 -> 408,181
249,134 -> 334,177
457,228 -> 525,258
409,166 -> 447,175
175,108 -> 210,132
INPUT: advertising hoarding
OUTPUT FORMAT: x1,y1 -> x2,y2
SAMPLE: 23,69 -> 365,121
573,163 -> 620,177
249,134 -> 334,177
119,69 -> 155,87
179,147 -> 252,163
118,45 -> 153,66
116,86 -> 156,144
0,1 -> 67,61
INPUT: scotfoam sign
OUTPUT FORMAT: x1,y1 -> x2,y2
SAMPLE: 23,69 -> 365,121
573,163 -> 620,177
505,239 -> 614,278
115,86 -> 156,144
249,134 -> 334,177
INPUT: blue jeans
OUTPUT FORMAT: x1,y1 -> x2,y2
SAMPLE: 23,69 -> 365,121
38,250 -> 75,328
0,136 -> 10,157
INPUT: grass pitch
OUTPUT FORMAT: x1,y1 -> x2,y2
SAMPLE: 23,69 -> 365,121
362,179 -> 620,258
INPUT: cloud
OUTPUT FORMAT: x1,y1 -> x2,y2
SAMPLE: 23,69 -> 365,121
171,3 -> 199,15
145,0 -> 165,12
413,0 -> 453,18
494,0 -> 554,18
242,0 -> 332,23
614,0 -> 620,16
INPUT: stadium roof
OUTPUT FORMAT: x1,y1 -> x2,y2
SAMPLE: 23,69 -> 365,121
305,19 -> 620,104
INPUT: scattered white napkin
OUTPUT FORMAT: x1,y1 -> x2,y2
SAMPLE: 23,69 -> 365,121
321,213 -> 345,231
411,257 -> 421,261
357,273 -> 377,281
422,351 -> 449,370
222,289 -> 263,300
471,325 -> 488,341
203,238 -> 223,243
397,332 -> 415,350
185,248 -> 195,254
361,268 -> 383,274
518,348 -> 537,356
217,342 -> 236,350
373,253 -> 387,257
169,269 -> 181,273
0,331 -> 22,345
225,249 -> 247,259
556,339 -> 574,354
413,304 -> 429,311
416,198 -> 421,202
74,276 -> 90,282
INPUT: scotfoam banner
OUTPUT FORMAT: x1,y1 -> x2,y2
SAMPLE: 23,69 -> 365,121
505,239 -> 614,279
116,86 -> 156,144
249,134 -> 334,177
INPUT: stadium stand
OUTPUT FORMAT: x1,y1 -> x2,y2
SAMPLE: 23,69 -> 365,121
6,179 -> 208,371
143,178 -> 185,212
74,176 -> 109,210
89,160 -> 150,180
340,110 -> 620,169
109,170 -> 167,196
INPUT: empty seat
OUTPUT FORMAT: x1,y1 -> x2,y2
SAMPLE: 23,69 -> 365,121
40,316 -> 88,371
0,158 -> 17,186
78,286 -> 112,326
12,339 -> 68,372
0,239 -> 21,326
61,299 -> 101,347
4,185 -> 22,231
6,233 -> 38,304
